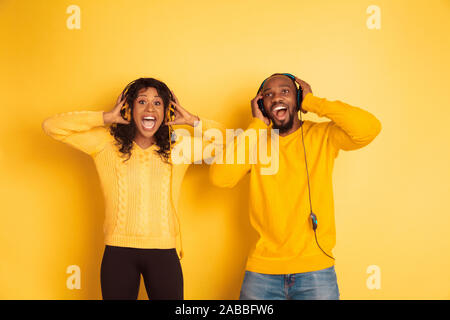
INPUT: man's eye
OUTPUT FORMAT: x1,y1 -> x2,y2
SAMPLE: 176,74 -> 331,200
265,93 -> 271,97
282,89 -> 289,94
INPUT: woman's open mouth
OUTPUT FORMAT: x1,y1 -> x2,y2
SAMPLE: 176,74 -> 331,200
141,116 -> 156,130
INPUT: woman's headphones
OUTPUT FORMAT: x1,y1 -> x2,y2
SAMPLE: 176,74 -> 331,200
167,99 -> 177,150
119,80 -> 135,122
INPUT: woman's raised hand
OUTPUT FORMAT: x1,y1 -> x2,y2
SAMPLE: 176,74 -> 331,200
103,92 -> 131,125
166,91 -> 199,127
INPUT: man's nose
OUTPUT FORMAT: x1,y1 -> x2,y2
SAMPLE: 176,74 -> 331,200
271,93 -> 284,105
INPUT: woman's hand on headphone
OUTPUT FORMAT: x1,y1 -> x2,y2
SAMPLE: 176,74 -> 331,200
251,92 -> 270,126
294,76 -> 312,114
166,91 -> 199,127
103,92 -> 131,125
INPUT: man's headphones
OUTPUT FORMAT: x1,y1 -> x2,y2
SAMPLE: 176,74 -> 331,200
256,73 -> 303,118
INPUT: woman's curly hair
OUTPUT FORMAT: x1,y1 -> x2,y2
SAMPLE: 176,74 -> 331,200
109,77 -> 173,163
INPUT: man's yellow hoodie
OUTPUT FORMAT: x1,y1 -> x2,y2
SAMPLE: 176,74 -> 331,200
209,92 -> 382,274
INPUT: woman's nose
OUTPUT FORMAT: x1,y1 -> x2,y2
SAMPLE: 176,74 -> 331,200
145,103 -> 156,112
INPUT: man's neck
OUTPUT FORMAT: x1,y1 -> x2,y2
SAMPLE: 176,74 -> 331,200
277,117 -> 303,137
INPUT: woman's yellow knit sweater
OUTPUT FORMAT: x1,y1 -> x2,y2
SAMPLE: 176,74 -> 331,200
42,111 -> 224,258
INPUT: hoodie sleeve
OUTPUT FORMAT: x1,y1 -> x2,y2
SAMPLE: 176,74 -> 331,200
301,93 -> 382,152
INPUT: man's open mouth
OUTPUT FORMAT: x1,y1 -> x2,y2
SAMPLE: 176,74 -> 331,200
272,104 -> 288,121
141,116 -> 156,130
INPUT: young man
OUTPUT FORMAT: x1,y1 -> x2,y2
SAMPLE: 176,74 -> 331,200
209,73 -> 381,300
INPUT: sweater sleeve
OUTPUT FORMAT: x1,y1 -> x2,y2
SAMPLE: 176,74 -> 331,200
209,117 -> 267,188
301,93 -> 382,151
41,111 -> 111,156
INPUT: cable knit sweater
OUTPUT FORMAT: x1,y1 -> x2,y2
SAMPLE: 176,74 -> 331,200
42,111 -> 224,258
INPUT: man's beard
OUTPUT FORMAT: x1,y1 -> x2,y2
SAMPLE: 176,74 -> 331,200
270,112 -> 295,134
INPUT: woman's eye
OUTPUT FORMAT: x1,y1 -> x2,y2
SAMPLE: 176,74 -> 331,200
154,101 -> 161,106
138,100 -> 147,104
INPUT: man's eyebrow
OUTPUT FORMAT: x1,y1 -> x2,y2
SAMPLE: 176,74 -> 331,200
262,85 -> 291,92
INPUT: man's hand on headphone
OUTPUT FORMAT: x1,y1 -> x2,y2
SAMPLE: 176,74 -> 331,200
294,76 -> 312,114
251,92 -> 270,126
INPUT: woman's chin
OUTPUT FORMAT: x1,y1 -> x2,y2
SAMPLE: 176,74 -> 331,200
137,126 -> 157,138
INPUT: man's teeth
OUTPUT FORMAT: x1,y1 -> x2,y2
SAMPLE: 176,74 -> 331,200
273,106 -> 287,111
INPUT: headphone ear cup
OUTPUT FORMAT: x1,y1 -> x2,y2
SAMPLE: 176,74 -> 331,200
120,104 -> 131,121
166,105 -> 170,121
257,98 -> 267,118
297,87 -> 303,111
295,89 -> 300,111
167,104 -> 177,145
168,104 -> 175,120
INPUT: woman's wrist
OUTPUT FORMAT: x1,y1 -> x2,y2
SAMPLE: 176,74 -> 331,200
103,111 -> 114,125
188,114 -> 200,127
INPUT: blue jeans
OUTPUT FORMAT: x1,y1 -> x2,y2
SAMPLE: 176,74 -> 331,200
239,266 -> 340,300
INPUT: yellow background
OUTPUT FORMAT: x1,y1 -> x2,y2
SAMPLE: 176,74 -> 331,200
1,0 -> 449,299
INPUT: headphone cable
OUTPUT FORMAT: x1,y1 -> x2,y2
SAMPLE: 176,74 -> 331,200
299,110 -> 335,261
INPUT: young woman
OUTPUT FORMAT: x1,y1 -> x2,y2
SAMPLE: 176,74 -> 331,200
42,78 -> 224,300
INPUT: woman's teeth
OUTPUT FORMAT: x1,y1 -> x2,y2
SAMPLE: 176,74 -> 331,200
142,116 -> 156,130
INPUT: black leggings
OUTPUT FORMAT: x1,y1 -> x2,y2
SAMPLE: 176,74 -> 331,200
100,245 -> 183,300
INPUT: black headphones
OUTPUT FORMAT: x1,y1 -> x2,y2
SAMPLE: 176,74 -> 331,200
256,73 -> 335,261
256,73 -> 303,118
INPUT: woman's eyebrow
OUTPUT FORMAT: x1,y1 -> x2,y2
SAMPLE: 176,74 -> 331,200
138,94 -> 161,97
